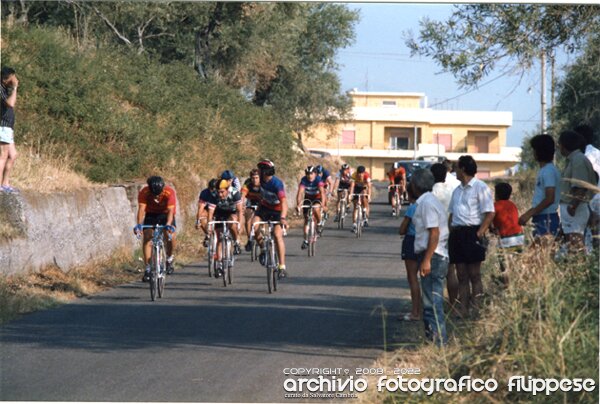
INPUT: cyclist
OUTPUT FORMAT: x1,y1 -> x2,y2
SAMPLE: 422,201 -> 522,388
332,163 -> 353,222
221,169 -> 242,194
207,179 -> 243,276
133,176 -> 177,282
349,165 -> 372,232
195,178 -> 219,247
253,159 -> 289,278
316,165 -> 334,215
296,165 -> 326,249
241,168 -> 262,251
387,162 -> 406,216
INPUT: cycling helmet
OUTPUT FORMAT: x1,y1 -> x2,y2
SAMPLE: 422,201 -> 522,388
393,162 -> 401,170
305,165 -> 317,175
221,170 -> 234,180
257,159 -> 276,176
208,178 -> 219,190
341,163 -> 350,170
147,176 -> 165,196
316,165 -> 323,174
357,165 -> 366,174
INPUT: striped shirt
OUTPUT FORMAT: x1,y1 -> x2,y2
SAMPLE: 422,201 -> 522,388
0,85 -> 15,129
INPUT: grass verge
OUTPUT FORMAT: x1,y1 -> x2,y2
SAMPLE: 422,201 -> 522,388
0,248 -> 139,325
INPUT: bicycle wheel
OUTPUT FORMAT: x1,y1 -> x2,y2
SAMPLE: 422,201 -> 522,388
266,241 -> 273,293
207,234 -> 215,277
150,245 -> 158,301
394,193 -> 401,218
355,206 -> 362,238
340,202 -> 346,229
221,237 -> 228,287
271,240 -> 278,292
227,238 -> 233,285
250,239 -> 257,262
157,243 -> 166,298
307,218 -> 314,257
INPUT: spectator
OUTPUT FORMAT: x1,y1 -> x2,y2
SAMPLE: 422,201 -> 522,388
557,130 -> 597,253
0,67 -> 19,193
448,155 -> 495,318
430,163 -> 453,211
430,162 -> 458,312
398,185 -> 421,322
518,134 -> 561,242
410,169 -> 449,346
492,182 -> 524,284
443,158 -> 461,190
574,124 -> 600,250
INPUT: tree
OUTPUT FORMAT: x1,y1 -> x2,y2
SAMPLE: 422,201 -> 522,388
553,33 -> 600,147
406,4 -> 600,87
251,4 -> 359,147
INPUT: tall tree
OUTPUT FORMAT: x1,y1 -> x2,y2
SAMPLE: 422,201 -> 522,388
554,33 -> 600,146
406,4 -> 600,87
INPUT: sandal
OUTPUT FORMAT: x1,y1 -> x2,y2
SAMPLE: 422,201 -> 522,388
398,313 -> 420,321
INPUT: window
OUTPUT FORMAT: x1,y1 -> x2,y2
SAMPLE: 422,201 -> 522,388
474,135 -> 489,153
390,136 -> 409,150
382,100 -> 397,107
341,130 -> 355,145
434,132 -> 452,152
476,170 -> 490,179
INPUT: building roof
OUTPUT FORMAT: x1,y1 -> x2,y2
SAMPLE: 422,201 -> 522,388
350,107 -> 512,127
348,90 -> 425,98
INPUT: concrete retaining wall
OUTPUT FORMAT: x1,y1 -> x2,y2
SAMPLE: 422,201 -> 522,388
0,187 -> 137,276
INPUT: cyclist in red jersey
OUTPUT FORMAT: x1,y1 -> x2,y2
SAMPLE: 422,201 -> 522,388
134,176 -> 177,281
349,165 -> 372,232
387,162 -> 406,216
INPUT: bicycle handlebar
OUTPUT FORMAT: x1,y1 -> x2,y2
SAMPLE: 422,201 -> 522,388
252,220 -> 287,236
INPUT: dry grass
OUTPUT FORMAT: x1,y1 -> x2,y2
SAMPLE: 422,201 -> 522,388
0,248 -> 140,324
11,144 -> 97,192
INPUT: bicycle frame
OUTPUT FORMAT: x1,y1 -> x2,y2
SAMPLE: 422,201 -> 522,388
139,224 -> 169,301
253,220 -> 282,293
300,199 -> 320,257
388,184 -> 403,218
336,188 -> 349,229
350,193 -> 367,238
208,220 -> 239,287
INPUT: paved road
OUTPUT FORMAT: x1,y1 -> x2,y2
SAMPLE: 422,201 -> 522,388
0,184 -> 417,402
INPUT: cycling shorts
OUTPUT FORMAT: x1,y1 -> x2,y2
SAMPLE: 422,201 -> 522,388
144,212 -> 177,228
256,206 -> 282,223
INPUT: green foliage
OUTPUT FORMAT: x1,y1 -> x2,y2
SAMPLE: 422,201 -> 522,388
2,25 -> 297,182
406,4 -> 600,87
553,33 -> 600,147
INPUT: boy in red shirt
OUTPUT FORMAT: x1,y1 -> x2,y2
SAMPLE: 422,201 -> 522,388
492,182 -> 524,283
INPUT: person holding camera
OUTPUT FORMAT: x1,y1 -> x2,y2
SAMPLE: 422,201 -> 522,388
0,67 -> 19,193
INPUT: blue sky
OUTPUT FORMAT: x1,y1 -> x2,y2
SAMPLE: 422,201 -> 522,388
335,3 -> 571,148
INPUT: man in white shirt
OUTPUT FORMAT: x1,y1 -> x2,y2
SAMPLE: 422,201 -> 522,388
575,124 -> 600,250
448,156 -> 495,318
430,162 -> 458,313
411,168 -> 449,346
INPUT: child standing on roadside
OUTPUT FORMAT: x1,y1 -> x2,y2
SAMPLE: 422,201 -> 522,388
492,182 -> 524,283
398,186 -> 421,321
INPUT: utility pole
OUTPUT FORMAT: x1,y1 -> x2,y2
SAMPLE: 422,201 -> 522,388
541,50 -> 547,134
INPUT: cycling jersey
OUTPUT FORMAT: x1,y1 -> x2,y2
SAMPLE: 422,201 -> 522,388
336,169 -> 353,190
351,172 -> 371,190
299,176 -> 324,200
209,192 -> 242,218
388,167 -> 406,184
319,168 -> 331,189
241,178 -> 262,206
138,185 -> 177,214
198,188 -> 216,207
260,176 -> 286,212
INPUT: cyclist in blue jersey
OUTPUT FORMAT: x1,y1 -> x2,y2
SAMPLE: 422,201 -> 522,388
195,178 -> 219,247
253,159 -> 289,278
296,166 -> 326,249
